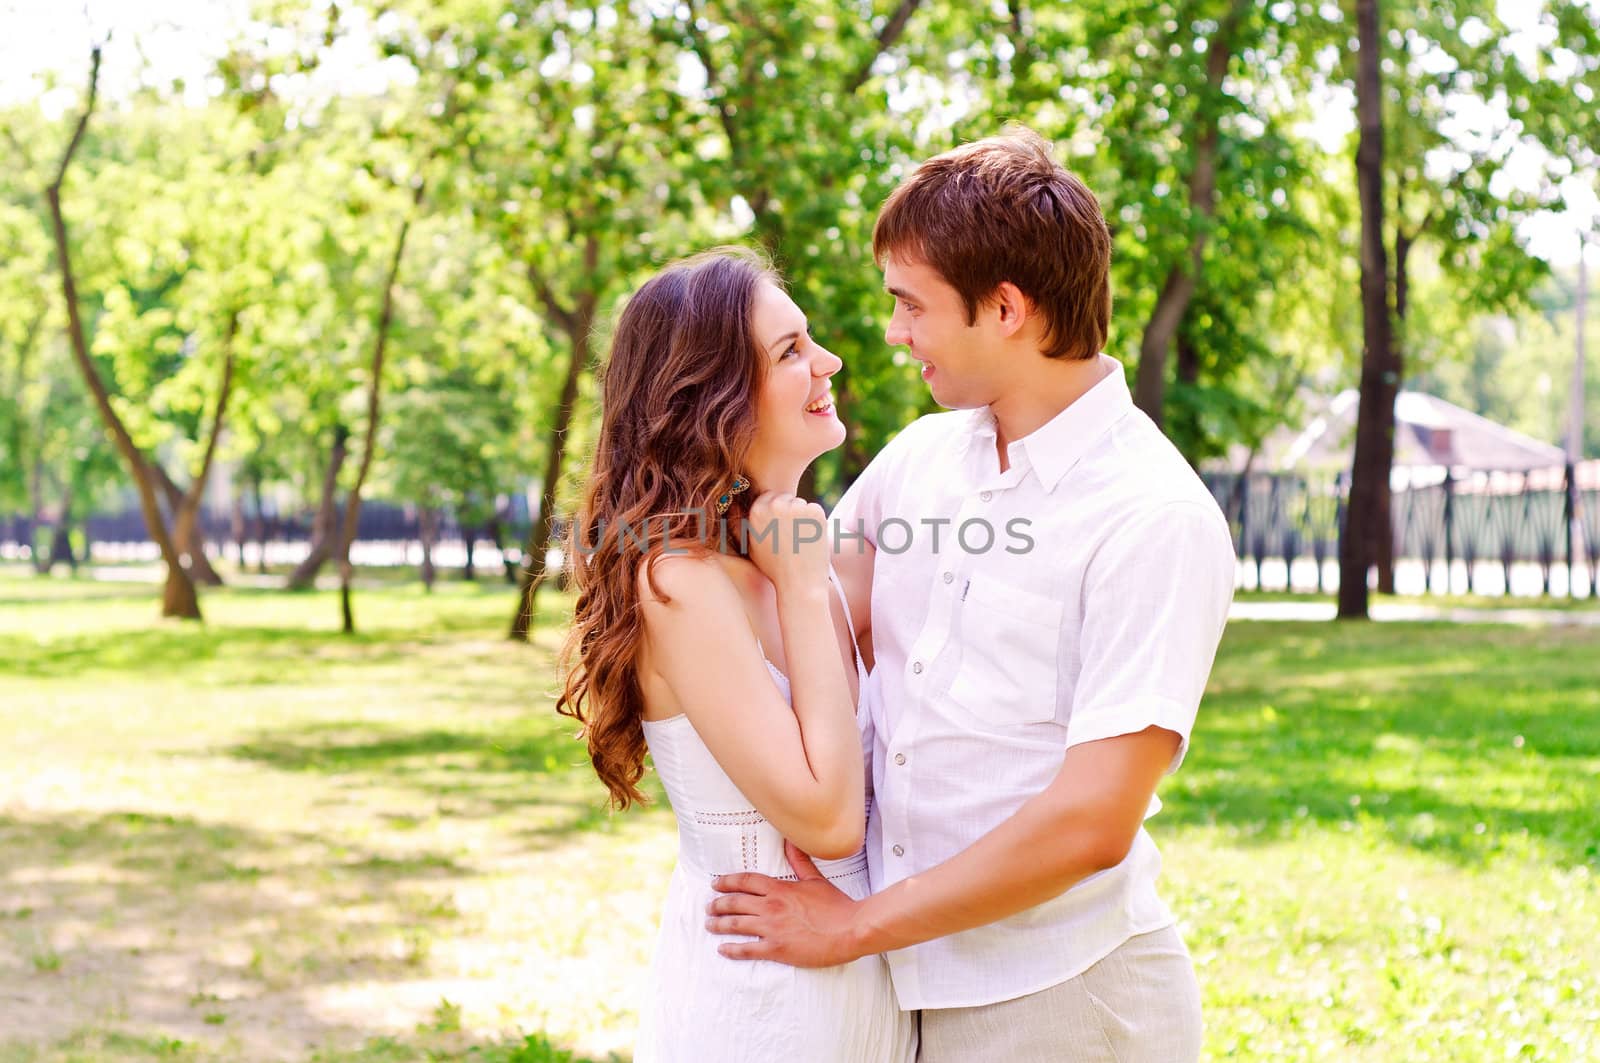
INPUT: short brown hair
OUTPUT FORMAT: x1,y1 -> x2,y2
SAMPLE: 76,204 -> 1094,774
873,127 -> 1111,360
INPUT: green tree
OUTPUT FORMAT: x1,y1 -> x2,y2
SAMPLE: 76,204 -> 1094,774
671,0 -> 938,491
44,45 -> 205,618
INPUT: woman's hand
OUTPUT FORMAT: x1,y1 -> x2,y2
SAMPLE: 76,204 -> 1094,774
746,491 -> 830,594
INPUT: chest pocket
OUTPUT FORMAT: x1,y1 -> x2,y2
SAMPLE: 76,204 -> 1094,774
947,575 -> 1063,727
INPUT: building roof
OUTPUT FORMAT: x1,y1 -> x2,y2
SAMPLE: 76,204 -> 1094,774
1254,389 -> 1569,473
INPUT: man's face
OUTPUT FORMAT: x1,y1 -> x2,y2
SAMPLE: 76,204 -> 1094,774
882,254 -> 1004,410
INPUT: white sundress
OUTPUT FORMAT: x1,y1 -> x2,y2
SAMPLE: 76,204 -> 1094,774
635,574 -> 915,1063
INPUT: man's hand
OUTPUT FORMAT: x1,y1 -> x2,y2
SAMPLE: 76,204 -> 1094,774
707,841 -> 866,967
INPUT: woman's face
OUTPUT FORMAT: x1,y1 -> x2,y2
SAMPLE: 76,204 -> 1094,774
745,280 -> 846,476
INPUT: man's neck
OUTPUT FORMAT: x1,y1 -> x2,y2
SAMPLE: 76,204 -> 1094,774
989,354 -> 1113,467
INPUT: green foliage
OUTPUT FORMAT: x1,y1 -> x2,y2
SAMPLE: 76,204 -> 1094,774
2,0 -> 1598,540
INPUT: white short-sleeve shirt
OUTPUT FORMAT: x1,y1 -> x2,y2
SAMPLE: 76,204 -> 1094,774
832,355 -> 1235,1011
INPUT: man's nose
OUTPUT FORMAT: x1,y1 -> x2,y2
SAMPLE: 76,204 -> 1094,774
885,316 -> 910,348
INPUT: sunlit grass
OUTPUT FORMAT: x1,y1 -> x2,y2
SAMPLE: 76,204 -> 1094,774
1,567 -> 1596,1061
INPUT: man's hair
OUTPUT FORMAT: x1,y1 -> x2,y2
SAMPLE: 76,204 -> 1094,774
873,127 -> 1112,361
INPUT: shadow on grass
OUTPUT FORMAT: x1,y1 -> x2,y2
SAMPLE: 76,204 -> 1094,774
0,808 -> 488,1054
0,577 -> 571,683
0,601 -> 559,682
0,585 -> 173,609
0,625 -> 427,681
222,719 -> 652,845
1165,621 -> 1600,868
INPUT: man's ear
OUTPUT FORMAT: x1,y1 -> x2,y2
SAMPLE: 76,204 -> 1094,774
991,282 -> 1032,338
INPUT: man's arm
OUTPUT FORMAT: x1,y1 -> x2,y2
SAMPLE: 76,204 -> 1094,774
707,498 -> 1235,967
708,724 -> 1178,966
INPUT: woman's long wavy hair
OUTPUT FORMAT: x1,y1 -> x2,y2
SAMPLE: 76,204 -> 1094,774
556,248 -> 778,809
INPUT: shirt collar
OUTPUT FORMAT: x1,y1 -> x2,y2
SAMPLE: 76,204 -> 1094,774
967,354 -> 1133,494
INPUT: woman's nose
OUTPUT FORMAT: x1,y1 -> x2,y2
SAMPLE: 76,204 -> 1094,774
814,345 -> 842,377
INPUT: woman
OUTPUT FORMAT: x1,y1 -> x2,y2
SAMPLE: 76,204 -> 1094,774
557,248 -> 912,1062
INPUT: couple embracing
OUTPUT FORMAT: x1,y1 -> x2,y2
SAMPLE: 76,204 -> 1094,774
557,128 -> 1235,1062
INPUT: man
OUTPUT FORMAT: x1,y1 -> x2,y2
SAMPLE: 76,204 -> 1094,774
706,128 -> 1236,1061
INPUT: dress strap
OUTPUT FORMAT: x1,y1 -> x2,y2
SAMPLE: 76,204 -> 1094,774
827,567 -> 866,683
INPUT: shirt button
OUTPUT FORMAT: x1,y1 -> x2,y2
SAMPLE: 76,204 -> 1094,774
894,753 -> 906,766
892,844 -> 905,857
912,661 -> 924,675
942,571 -> 954,584
980,490 -> 993,502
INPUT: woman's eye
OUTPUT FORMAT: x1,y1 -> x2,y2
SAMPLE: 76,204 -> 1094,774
780,343 -> 799,360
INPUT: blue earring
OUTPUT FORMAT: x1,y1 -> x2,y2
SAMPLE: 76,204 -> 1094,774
715,475 -> 750,516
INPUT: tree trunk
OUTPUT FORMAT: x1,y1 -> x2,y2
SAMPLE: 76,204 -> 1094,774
337,178 -> 424,634
1338,0 -> 1396,621
487,510 -> 517,583
231,487 -> 247,567
1375,223 -> 1414,596
11,309 -> 45,570
155,464 -> 225,587
153,466 -> 215,584
510,245 -> 599,641
29,455 -> 51,575
462,521 -> 476,581
1176,332 -> 1201,386
288,424 -> 349,589
509,325 -> 590,640
252,471 -> 269,574
175,322 -> 238,587
419,504 -> 439,591
46,45 -> 199,620
55,481 -> 80,573
1132,0 -> 1244,427
47,519 -> 75,571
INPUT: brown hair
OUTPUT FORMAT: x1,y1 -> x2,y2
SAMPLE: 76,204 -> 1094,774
873,126 -> 1112,360
555,247 -> 778,809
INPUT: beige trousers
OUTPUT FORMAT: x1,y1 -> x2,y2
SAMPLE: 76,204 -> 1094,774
917,926 -> 1202,1063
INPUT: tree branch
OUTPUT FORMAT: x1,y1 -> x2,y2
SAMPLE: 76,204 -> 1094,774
183,310 -> 241,513
1132,0 -> 1246,425
846,0 -> 924,94
48,46 -> 102,195
336,178 -> 427,571
526,260 -> 579,334
684,0 -> 743,158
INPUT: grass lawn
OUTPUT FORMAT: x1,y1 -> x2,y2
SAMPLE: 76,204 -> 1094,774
1,566 -> 1596,1061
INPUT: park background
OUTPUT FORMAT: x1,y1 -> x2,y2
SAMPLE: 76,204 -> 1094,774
2,0 -> 1598,1060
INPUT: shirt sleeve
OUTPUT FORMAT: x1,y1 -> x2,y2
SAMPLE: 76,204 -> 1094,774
1064,499 -> 1236,773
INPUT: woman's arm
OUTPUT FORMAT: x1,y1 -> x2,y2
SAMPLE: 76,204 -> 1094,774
641,544 -> 864,859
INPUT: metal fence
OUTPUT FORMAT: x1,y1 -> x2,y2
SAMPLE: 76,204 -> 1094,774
1202,464 -> 1600,598
8,469 -> 1598,598
1,499 -> 534,573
